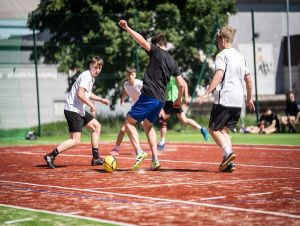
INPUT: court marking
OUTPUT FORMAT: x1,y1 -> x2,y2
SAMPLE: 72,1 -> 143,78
247,192 -> 274,196
11,151 -> 300,170
0,204 -> 135,226
89,177 -> 300,190
4,218 -> 33,224
0,180 -> 299,219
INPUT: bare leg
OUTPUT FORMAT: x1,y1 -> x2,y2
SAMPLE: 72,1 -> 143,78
56,132 -> 81,154
143,119 -> 158,158
115,123 -> 126,146
221,128 -> 232,148
124,115 -> 142,152
159,114 -> 170,142
177,112 -> 201,129
209,128 -> 227,149
86,118 -> 101,148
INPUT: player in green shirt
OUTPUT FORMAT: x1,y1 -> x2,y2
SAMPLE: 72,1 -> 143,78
157,77 -> 209,150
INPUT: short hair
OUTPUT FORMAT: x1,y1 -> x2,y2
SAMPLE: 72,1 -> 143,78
126,66 -> 136,73
89,56 -> 104,67
216,26 -> 236,43
151,33 -> 167,47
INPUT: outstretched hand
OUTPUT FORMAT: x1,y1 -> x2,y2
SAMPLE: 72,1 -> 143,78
119,20 -> 128,30
101,98 -> 111,105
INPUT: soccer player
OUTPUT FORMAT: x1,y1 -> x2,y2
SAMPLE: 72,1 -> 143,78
110,66 -> 143,156
119,19 -> 185,171
197,26 -> 255,172
44,56 -> 110,169
157,76 -> 209,151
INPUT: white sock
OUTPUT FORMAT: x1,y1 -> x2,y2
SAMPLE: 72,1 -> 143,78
115,145 -> 120,151
222,143 -> 232,158
136,149 -> 143,155
196,125 -> 202,130
159,138 -> 165,145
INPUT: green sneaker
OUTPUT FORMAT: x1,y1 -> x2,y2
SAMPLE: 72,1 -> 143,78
150,160 -> 161,171
132,152 -> 148,171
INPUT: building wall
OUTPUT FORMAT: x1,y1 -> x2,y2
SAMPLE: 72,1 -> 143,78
229,2 -> 300,101
0,65 -> 67,129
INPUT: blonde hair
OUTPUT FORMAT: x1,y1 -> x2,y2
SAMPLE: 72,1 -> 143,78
216,26 -> 236,43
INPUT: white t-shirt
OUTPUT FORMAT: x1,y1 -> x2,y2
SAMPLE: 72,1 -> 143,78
213,48 -> 250,108
123,79 -> 143,104
64,70 -> 94,116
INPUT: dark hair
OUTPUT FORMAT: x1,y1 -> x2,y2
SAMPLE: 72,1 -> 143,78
151,33 -> 167,47
126,65 -> 136,73
89,56 -> 104,67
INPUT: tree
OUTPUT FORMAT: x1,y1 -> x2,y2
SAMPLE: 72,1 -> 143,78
27,0 -> 236,107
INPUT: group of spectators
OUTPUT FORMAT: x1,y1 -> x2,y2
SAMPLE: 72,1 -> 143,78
244,91 -> 300,134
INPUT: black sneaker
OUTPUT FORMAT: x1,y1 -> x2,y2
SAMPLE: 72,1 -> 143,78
44,154 -> 55,169
223,162 -> 236,173
219,152 -> 236,171
91,158 -> 103,166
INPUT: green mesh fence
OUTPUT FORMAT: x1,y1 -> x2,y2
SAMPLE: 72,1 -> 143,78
0,19 -> 32,138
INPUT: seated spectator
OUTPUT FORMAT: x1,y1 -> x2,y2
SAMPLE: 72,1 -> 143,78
246,108 -> 280,134
281,91 -> 300,133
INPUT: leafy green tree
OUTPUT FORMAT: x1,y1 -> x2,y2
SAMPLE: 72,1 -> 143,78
27,0 -> 236,107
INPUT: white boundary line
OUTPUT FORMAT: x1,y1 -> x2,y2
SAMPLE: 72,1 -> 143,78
4,217 -> 33,224
0,180 -> 299,219
0,203 -> 135,226
93,176 -> 300,190
12,151 -> 300,170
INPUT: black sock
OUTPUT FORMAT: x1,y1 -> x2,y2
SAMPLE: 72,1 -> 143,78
50,148 -> 59,157
92,147 -> 99,159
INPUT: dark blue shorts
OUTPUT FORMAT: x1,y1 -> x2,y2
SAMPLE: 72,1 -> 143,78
128,93 -> 164,123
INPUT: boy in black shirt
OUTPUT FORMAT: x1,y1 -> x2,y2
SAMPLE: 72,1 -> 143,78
119,19 -> 185,171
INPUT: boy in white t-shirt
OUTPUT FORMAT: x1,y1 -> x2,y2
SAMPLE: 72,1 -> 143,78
198,26 -> 255,172
44,56 -> 110,169
110,67 -> 143,156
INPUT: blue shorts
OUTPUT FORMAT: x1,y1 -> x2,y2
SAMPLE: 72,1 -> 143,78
128,93 -> 164,123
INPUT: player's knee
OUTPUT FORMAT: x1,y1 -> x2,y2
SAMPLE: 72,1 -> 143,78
159,117 -> 167,128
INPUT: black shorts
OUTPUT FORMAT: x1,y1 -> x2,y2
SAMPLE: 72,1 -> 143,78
209,104 -> 241,131
163,101 -> 183,115
64,110 -> 94,133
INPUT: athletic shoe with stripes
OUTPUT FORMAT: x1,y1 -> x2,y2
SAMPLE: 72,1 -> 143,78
219,152 -> 236,171
132,152 -> 148,171
110,148 -> 119,156
150,160 -> 161,171
223,162 -> 236,173
91,157 -> 104,166
44,154 -> 55,169
157,143 -> 166,151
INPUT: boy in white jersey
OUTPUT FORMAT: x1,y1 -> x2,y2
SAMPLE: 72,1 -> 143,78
44,56 -> 110,169
198,26 -> 255,172
110,67 -> 143,156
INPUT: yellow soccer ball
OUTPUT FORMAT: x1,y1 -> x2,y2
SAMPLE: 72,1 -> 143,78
103,155 -> 117,172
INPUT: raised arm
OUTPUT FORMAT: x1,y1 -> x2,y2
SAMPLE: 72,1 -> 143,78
119,20 -> 151,52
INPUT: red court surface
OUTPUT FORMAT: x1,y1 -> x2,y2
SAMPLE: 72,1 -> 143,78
0,142 -> 300,225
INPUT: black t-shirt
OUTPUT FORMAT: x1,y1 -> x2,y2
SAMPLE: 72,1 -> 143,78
142,44 -> 180,103
286,101 -> 299,117
259,111 -> 280,130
